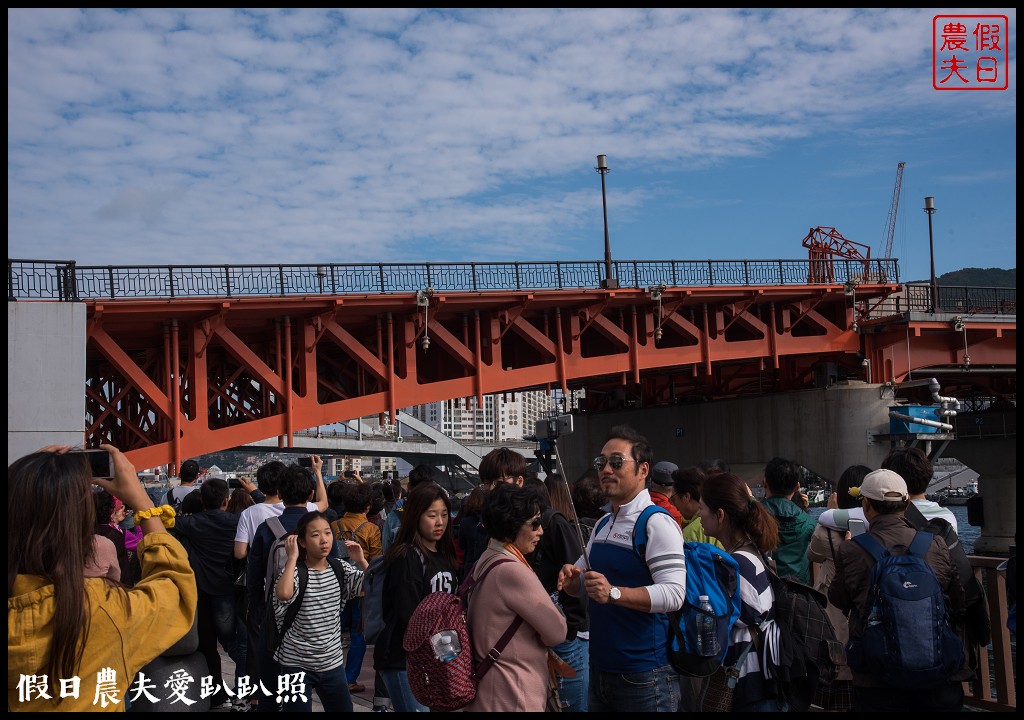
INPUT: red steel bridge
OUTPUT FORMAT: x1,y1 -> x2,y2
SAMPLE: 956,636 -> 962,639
8,259 -> 1016,472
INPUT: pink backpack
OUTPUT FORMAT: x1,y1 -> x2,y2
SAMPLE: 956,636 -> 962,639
403,557 -> 523,711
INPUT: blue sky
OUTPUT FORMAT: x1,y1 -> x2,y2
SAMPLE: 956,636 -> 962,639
8,8 -> 1016,284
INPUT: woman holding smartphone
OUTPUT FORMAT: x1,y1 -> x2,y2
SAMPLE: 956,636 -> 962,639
8,445 -> 197,712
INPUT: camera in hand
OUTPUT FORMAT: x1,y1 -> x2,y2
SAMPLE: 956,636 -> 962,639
73,449 -> 114,479
298,456 -> 313,468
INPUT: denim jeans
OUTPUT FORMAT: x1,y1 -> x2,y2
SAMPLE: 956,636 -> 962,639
279,663 -> 352,712
210,592 -> 246,677
341,597 -> 366,684
198,592 -> 246,703
380,669 -> 429,712
589,664 -> 681,713
552,636 -> 589,712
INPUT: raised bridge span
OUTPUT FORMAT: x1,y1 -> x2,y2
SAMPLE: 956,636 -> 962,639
7,257 -> 1016,710
8,257 -> 1014,473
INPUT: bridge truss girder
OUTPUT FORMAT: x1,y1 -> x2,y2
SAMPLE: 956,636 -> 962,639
84,283 -> 894,471
861,317 -> 1017,400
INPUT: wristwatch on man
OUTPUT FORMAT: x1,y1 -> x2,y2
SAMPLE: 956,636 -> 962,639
609,586 -> 622,603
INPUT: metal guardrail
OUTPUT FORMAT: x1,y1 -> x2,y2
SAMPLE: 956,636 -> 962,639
867,283 -> 1016,317
8,258 -> 899,301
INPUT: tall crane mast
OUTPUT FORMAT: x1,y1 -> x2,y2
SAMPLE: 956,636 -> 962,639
883,161 -> 906,258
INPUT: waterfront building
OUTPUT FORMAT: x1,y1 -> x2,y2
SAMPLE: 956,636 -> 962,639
403,390 -> 554,442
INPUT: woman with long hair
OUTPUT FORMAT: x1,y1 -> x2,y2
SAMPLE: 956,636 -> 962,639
570,468 -> 604,546
699,472 -> 783,712
227,486 -> 256,514
8,445 -> 197,712
464,483 -> 567,712
453,484 -> 484,574
372,482 -> 459,712
544,474 -> 576,521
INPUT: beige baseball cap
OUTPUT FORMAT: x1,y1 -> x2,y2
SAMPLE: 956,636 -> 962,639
859,469 -> 908,502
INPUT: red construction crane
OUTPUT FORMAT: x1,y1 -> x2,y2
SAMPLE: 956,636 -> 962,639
882,161 -> 906,259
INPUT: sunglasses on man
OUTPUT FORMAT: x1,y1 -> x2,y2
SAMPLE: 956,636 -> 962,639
592,454 -> 636,471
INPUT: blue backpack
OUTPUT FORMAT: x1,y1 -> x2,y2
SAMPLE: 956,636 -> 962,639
847,531 -> 963,689
596,505 -> 742,677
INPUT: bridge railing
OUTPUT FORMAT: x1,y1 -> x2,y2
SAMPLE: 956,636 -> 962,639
8,258 -> 898,301
867,283 -> 1016,317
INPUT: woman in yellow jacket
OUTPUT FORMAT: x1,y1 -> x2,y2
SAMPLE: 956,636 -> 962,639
8,444 -> 197,712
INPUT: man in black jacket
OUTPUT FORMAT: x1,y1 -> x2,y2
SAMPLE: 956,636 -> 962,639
172,477 -> 254,708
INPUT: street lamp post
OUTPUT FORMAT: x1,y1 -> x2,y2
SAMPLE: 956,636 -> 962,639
596,154 -> 618,289
923,196 -> 938,313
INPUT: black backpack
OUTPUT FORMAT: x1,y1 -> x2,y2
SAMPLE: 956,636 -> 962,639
263,557 -> 347,653
330,520 -> 370,562
905,503 -> 991,649
756,550 -> 845,712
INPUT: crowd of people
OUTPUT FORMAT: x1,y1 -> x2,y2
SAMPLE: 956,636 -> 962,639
8,428 -> 1002,713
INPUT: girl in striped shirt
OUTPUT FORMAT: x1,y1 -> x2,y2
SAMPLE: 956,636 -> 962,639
273,511 -> 367,712
700,472 -> 785,712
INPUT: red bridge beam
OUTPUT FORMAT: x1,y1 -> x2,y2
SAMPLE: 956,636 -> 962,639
83,283 -> 896,470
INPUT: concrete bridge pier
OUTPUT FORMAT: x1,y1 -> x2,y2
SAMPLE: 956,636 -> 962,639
972,473 -> 1016,555
951,435 -> 1015,555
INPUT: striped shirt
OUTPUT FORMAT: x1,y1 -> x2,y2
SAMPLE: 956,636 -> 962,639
728,549 -> 776,707
272,561 -> 364,672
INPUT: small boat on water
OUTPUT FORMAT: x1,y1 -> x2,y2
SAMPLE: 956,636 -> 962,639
935,479 -> 979,506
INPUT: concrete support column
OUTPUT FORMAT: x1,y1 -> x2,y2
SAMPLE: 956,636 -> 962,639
972,473 -> 1016,555
8,301 -> 87,464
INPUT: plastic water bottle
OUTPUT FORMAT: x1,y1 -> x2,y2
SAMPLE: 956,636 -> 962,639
695,595 -> 721,657
430,630 -> 460,662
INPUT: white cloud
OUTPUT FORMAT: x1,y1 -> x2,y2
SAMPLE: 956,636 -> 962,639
7,8 -> 1017,271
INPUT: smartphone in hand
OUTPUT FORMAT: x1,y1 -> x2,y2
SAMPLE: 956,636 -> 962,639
72,448 -> 114,479
848,518 -> 867,537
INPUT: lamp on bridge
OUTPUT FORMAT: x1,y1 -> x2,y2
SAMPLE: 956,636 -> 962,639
923,196 -> 938,313
596,154 -> 619,289
316,265 -> 327,295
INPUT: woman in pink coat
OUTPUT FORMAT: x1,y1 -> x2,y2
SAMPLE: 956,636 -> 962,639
464,483 -> 567,712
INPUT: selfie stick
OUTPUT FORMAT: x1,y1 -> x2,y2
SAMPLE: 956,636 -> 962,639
547,424 -> 591,571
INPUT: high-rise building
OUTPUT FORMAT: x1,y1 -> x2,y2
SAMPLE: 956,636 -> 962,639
369,455 -> 398,477
404,390 -> 555,442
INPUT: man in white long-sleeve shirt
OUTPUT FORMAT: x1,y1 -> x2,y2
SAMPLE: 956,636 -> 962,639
559,424 -> 686,713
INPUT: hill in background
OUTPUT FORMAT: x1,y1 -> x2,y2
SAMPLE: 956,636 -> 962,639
909,267 -> 1016,287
